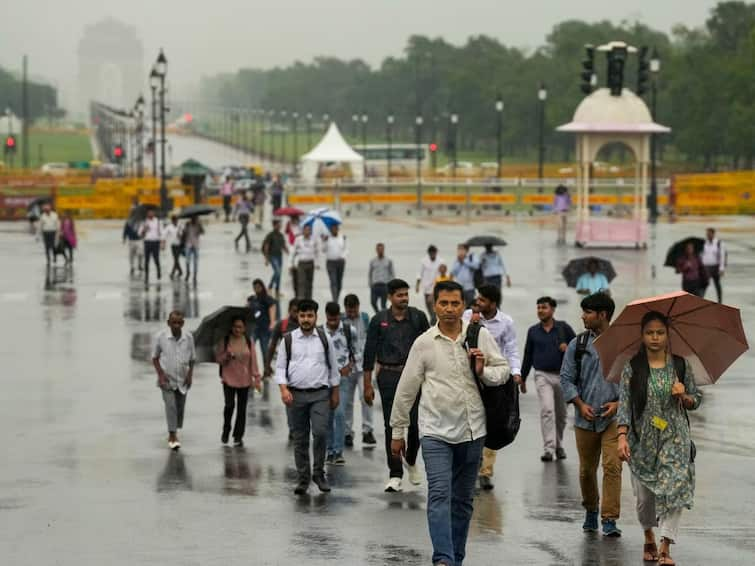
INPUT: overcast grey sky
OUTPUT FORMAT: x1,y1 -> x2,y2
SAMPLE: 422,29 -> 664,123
0,0 -> 720,107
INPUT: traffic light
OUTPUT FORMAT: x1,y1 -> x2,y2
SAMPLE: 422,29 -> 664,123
4,135 -> 16,155
113,144 -> 125,163
580,44 -> 596,94
636,46 -> 650,96
606,45 -> 628,97
429,142 -> 438,153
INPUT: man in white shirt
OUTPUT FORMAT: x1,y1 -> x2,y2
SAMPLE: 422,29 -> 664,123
391,280 -> 509,566
163,215 -> 183,280
139,208 -> 163,284
291,224 -> 319,299
38,202 -> 60,265
276,299 -> 340,495
151,310 -> 196,450
462,284 -> 522,491
416,245 -> 443,324
323,224 -> 348,302
701,227 -> 726,303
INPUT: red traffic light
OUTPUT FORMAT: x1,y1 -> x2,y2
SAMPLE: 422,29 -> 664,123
113,145 -> 123,157
429,142 -> 438,152
5,136 -> 16,148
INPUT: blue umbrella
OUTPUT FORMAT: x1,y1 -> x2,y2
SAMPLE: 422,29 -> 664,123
302,208 -> 342,233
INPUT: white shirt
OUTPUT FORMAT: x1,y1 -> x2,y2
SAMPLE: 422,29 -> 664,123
292,234 -> 319,265
152,329 -> 196,394
323,234 -> 348,261
39,211 -> 59,233
701,238 -> 726,269
274,328 -> 340,388
141,217 -> 162,241
462,309 -> 521,375
390,322 -> 509,444
163,223 -> 181,248
418,255 -> 444,295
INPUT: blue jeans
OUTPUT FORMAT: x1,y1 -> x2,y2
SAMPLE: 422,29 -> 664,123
421,436 -> 484,566
254,327 -> 271,361
341,371 -> 373,435
185,246 -> 199,278
269,255 -> 282,291
327,392 -> 345,456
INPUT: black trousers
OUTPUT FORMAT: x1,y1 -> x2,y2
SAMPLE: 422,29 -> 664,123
144,240 -> 161,282
703,265 -> 723,303
296,260 -> 314,299
223,195 -> 232,221
377,369 -> 420,478
42,231 -> 56,263
235,215 -> 251,251
326,258 -> 346,302
682,279 -> 703,297
170,245 -> 183,278
371,283 -> 388,313
223,384 -> 250,441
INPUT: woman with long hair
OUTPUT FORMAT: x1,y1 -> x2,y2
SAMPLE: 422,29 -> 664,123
215,316 -> 261,447
675,242 -> 707,296
617,311 -> 702,565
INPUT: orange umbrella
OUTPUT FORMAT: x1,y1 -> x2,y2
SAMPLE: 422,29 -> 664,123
593,291 -> 748,385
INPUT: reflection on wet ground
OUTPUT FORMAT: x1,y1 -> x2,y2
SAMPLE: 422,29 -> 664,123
1,216 -> 754,564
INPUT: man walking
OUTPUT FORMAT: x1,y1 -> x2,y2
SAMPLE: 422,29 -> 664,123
391,280 -> 509,566
163,214 -> 183,280
368,243 -> 395,313
560,292 -> 622,537
701,227 -> 726,303
38,202 -> 60,265
122,218 -> 143,275
275,299 -> 340,495
262,219 -> 288,297
342,294 -> 376,448
152,310 -> 196,450
416,245 -> 443,324
462,284 -> 521,491
183,216 -> 204,284
221,176 -> 234,222
323,302 -> 353,466
233,195 -> 252,252
479,244 -> 511,289
324,224 -> 348,302
363,279 -> 430,492
451,244 -> 479,307
140,208 -> 163,284
521,296 -> 576,462
291,224 -> 319,299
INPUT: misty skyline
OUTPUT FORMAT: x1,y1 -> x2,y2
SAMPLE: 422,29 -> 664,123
0,0 -> 722,112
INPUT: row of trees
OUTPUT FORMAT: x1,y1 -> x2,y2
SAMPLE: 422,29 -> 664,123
0,67 -> 64,125
198,1 -> 753,170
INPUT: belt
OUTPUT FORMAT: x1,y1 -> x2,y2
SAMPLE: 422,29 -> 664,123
288,385 -> 329,392
379,364 -> 405,372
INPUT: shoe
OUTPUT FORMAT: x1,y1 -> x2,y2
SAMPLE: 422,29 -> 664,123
168,440 -> 177,450
479,475 -> 494,491
344,434 -> 354,448
407,464 -> 422,485
221,431 -> 229,444
294,480 -> 309,495
333,453 -> 346,466
602,519 -> 622,538
541,452 -> 554,462
362,431 -> 377,447
233,439 -> 244,447
583,511 -> 599,532
556,447 -> 567,460
384,477 -> 403,493
313,474 -> 331,493
326,453 -> 335,465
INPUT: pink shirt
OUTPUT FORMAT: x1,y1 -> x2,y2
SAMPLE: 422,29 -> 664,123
215,339 -> 259,388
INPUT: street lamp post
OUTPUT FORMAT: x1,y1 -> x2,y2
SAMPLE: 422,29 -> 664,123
361,111 -> 368,178
495,94 -> 504,179
386,113 -> 394,182
154,49 -> 168,214
292,111 -> 299,173
649,49 -> 661,221
450,113 -> 459,179
322,113 -> 330,133
280,110 -> 287,172
537,83 -> 548,193
306,112 -> 312,149
134,95 -> 145,177
415,115 -> 423,210
149,68 -> 159,179
351,114 -> 358,139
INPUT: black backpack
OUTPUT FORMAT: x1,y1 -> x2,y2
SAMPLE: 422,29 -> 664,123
465,321 -> 521,450
283,327 -> 332,381
574,331 -> 591,386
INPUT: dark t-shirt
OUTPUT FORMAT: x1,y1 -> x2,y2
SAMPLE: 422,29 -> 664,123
247,294 -> 276,330
263,231 -> 286,259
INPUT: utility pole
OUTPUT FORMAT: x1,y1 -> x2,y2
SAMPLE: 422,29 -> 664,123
21,55 -> 29,169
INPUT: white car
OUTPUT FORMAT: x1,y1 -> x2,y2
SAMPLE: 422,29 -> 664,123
41,162 -> 69,176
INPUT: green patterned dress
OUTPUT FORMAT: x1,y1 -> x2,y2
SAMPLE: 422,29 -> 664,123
617,358 -> 703,515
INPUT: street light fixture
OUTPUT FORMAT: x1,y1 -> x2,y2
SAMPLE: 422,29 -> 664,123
415,115 -> 423,208
351,113 -> 358,139
537,82 -> 548,193
495,94 -> 504,179
386,114 -> 394,181
149,68 -> 159,180
649,48 -> 661,221
153,48 -> 169,214
280,110 -> 287,170
450,113 -> 459,179
292,111 -> 299,173
322,113 -> 330,133
134,94 -> 145,177
361,112 -> 368,178
306,112 -> 312,148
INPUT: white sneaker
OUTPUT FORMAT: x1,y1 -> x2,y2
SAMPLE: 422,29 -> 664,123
168,440 -> 177,450
407,464 -> 422,485
384,477 -> 403,492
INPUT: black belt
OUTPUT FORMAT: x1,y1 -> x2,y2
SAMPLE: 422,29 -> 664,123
288,385 -> 329,392
379,364 -> 405,371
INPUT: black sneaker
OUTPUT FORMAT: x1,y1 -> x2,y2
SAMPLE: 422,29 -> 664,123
233,439 -> 244,447
221,431 -> 229,444
333,453 -> 346,466
362,431 -> 377,447
326,453 -> 335,465
556,447 -> 567,460
541,452 -> 554,462
294,480 -> 309,495
344,434 -> 354,448
313,474 -> 331,493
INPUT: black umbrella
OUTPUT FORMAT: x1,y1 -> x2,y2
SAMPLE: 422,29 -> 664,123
127,203 -> 159,224
664,237 -> 705,268
465,235 -> 508,247
562,257 -> 617,288
178,204 -> 216,219
192,306 -> 252,363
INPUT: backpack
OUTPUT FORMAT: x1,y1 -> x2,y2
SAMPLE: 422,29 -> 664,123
342,322 -> 355,363
218,334 -> 252,378
465,321 -> 521,450
283,326 -> 331,382
574,331 -> 591,386
377,307 -> 426,335
472,253 -> 485,288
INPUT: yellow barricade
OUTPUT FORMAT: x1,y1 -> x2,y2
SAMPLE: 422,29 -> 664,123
471,194 -> 517,204
289,194 -> 336,205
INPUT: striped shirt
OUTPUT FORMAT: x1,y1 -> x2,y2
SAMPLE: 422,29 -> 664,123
152,329 -> 196,394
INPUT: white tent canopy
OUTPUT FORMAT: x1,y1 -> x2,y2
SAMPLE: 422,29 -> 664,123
299,122 -> 364,183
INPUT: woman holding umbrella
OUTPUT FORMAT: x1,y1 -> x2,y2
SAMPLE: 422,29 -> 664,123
616,311 -> 702,565
672,241 -> 707,297
215,316 -> 261,446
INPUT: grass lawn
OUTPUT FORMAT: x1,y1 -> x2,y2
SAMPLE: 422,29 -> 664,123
24,129 -> 93,167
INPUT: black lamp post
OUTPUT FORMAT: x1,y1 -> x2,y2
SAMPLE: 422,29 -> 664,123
306,112 -> 312,148
649,48 -> 661,221
280,109 -> 287,170
149,68 -> 159,179
537,82 -> 547,193
292,111 -> 299,172
155,49 -> 168,214
386,113 -> 394,181
450,113 -> 459,179
351,113 -> 358,139
361,111 -> 368,177
495,94 -> 504,179
415,115 -> 423,209
322,113 -> 330,133
134,95 -> 145,177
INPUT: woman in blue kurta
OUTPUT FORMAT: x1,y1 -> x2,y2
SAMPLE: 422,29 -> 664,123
617,311 -> 702,565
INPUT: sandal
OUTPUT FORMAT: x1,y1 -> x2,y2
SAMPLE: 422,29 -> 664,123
657,552 -> 676,565
643,543 -> 659,562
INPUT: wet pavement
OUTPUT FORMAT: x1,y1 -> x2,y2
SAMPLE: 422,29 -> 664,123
1,212 -> 754,565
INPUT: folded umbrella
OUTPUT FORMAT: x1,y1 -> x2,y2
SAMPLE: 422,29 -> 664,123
178,204 -> 216,219
562,257 -> 617,288
192,306 -> 252,363
465,235 -> 507,247
593,291 -> 748,385
127,203 -> 159,225
274,206 -> 305,217
664,237 -> 705,268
